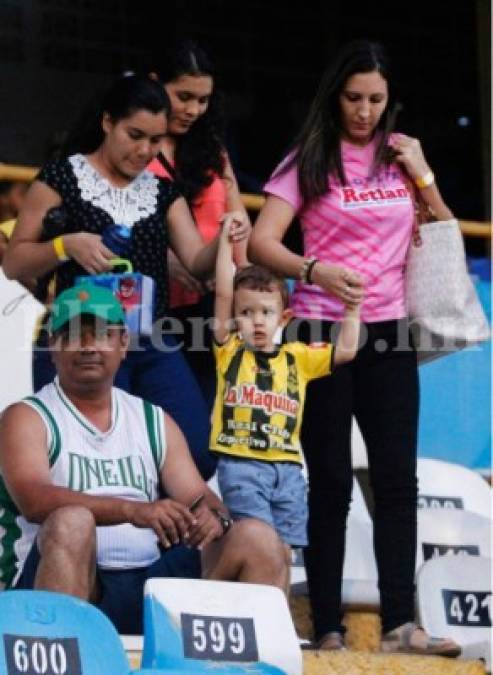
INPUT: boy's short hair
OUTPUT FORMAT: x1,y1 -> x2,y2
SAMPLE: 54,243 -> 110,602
233,265 -> 290,309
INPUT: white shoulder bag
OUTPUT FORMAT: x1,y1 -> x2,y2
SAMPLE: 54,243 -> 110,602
405,187 -> 490,364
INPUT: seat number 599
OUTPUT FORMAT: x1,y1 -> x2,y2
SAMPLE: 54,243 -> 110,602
181,613 -> 259,661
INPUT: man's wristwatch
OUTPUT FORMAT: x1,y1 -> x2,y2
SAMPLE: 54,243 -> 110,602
211,508 -> 233,536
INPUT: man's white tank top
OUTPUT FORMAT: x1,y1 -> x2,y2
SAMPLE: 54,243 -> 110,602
0,378 -> 166,586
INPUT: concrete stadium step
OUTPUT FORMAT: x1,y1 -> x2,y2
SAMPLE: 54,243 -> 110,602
123,597 -> 487,673
289,597 -> 487,673
124,630 -> 487,674
302,650 -> 486,674
126,645 -> 486,675
290,596 -> 384,651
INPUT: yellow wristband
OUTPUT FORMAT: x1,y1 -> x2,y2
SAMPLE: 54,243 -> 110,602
53,236 -> 69,262
415,171 -> 435,189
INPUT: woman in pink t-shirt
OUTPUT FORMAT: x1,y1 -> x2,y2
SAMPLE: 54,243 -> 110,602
250,40 -> 459,656
148,40 -> 250,405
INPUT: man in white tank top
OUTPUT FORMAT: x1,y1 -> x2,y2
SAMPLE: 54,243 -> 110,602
0,284 -> 288,634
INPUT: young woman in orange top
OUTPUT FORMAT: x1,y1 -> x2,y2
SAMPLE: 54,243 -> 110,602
148,40 -> 250,406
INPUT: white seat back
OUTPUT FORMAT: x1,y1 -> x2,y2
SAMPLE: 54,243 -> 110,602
417,457 -> 492,518
290,476 -> 374,602
142,578 -> 302,674
290,516 -> 380,609
207,472 -> 221,497
417,555 -> 491,667
416,508 -> 491,572
349,475 -> 372,522
341,516 -> 379,608
290,547 -> 306,593
0,270 -> 44,412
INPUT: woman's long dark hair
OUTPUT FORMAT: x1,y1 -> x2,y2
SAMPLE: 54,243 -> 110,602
156,40 -> 226,204
61,74 -> 170,157
278,40 -> 401,205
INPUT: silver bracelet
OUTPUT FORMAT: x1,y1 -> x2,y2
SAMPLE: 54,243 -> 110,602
300,256 -> 318,284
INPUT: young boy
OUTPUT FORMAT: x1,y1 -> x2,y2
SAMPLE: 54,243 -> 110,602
210,223 -> 362,590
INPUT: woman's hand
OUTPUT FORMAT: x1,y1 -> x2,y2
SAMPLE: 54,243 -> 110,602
389,134 -> 430,181
220,210 -> 251,243
63,232 -> 114,275
312,263 -> 364,305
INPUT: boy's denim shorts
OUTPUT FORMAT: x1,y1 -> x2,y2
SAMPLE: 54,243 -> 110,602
217,456 -> 308,547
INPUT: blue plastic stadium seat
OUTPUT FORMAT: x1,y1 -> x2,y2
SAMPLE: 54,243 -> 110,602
467,257 -> 491,282
418,279 -> 491,471
0,590 -> 132,675
136,670 -> 283,674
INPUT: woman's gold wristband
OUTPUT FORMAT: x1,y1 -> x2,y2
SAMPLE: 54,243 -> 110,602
414,171 -> 435,189
53,236 -> 69,262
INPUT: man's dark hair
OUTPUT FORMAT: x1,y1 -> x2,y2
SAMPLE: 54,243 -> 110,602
233,265 -> 290,309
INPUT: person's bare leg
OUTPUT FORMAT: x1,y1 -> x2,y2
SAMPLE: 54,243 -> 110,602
202,518 -> 289,594
35,506 -> 97,601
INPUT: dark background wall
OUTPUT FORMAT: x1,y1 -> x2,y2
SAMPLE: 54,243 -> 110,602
0,0 -> 490,225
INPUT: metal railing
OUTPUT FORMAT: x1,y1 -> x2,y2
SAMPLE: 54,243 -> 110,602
1,162 -> 491,239
241,187 -> 492,240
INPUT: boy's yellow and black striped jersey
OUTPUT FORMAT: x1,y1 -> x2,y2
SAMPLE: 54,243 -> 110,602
210,334 -> 334,463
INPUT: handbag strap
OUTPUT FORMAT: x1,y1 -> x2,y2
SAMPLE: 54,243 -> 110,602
403,173 -> 435,247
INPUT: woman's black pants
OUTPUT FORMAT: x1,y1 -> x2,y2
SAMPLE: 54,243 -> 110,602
296,318 -> 419,639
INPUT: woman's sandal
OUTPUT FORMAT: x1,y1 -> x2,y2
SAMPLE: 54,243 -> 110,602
314,631 -> 346,651
381,622 -> 461,658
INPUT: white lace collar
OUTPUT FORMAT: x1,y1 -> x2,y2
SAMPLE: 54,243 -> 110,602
69,153 -> 159,228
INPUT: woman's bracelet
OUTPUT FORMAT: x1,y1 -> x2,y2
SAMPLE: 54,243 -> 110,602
414,171 -> 435,189
300,256 -> 318,284
53,236 -> 69,262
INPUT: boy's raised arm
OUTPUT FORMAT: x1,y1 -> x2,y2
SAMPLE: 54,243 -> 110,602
214,223 -> 235,345
334,304 -> 362,366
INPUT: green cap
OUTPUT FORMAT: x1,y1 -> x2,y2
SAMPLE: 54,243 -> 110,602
49,284 -> 126,333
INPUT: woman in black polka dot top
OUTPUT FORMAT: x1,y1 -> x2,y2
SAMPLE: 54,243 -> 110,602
4,74 -> 250,480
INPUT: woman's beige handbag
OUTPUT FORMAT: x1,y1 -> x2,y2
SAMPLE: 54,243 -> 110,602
405,216 -> 490,364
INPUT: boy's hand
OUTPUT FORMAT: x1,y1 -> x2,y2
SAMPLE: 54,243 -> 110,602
344,301 -> 361,316
219,219 -> 234,244
335,291 -> 363,366
344,291 -> 363,313
220,210 -> 251,244
214,215 -> 236,345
